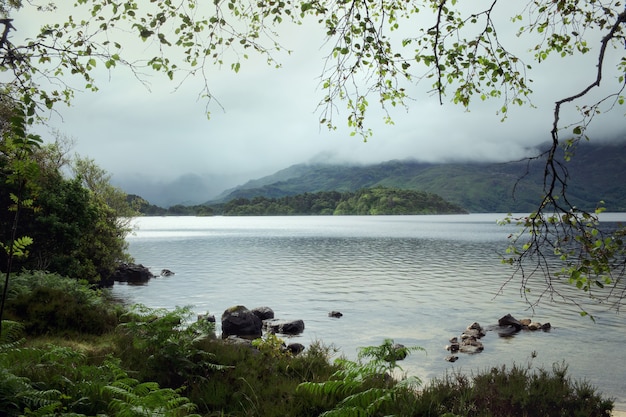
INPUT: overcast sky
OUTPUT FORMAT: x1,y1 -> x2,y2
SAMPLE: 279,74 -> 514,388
11,3 -> 626,195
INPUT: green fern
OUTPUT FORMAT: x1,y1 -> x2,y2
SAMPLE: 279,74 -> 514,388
0,320 -> 25,349
0,367 -> 64,417
104,361 -> 200,417
297,339 -> 424,416
0,235 -> 33,258
16,388 -> 63,415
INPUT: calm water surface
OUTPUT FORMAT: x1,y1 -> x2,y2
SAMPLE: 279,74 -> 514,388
113,214 -> 626,407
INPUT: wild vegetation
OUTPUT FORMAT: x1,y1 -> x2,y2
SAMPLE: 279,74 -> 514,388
220,187 -> 466,215
0,273 -> 615,416
1,132 -> 135,286
0,0 -> 624,415
128,194 -> 215,216
1,103 -> 615,416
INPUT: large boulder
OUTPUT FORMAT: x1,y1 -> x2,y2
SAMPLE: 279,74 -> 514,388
112,263 -> 154,284
221,305 -> 263,339
498,314 -> 523,332
263,319 -> 305,335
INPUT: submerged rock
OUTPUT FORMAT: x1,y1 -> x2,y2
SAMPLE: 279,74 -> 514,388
263,319 -> 305,335
384,343 -> 408,362
251,306 -> 275,321
286,343 -> 306,355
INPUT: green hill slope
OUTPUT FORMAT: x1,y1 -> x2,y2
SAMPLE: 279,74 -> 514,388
209,141 -> 626,213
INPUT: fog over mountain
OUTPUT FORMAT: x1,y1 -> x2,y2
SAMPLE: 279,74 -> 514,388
114,137 -> 626,210
14,3 -> 625,206
111,172 -> 249,208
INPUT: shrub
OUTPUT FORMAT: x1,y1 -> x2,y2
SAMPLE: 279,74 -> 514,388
116,304 -> 223,388
298,340 -> 614,417
2,271 -> 120,336
418,363 -> 614,417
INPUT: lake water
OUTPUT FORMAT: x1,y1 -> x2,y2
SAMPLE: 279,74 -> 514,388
113,214 -> 626,407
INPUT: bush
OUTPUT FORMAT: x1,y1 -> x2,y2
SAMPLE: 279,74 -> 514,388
2,271 -> 121,336
418,363 -> 614,417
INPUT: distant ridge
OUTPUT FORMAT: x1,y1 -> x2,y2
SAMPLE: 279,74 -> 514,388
208,141 -> 626,213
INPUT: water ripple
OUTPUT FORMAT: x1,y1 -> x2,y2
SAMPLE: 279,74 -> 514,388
116,215 -> 626,406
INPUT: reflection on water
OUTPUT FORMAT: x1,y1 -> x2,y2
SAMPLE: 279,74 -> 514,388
114,214 -> 626,407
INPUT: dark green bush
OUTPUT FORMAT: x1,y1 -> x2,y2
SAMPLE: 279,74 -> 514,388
2,271 -> 121,336
417,363 -> 614,417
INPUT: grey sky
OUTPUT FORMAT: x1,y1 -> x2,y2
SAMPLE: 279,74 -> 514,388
12,3 -> 626,197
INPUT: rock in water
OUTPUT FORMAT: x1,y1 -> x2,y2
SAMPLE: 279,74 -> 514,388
251,306 -> 275,321
221,305 -> 262,339
498,313 -> 522,332
263,319 -> 305,335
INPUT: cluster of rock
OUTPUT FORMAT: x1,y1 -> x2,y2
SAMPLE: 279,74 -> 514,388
220,305 -> 306,354
498,313 -> 551,333
444,314 -> 551,363
445,322 -> 486,362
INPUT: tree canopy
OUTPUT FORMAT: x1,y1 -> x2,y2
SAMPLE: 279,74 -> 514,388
1,0 -> 625,313
218,186 -> 466,215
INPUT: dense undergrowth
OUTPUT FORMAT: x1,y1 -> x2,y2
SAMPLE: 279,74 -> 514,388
0,272 -> 615,416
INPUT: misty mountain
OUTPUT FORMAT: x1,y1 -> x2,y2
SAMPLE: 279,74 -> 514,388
111,172 -> 247,208
208,141 -> 626,213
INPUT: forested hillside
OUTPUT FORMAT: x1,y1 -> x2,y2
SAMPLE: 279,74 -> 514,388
220,187 -> 467,215
210,141 -> 626,212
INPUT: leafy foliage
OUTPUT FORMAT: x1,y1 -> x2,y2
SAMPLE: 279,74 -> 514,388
0,100 -> 43,336
0,280 -> 618,417
1,149 -> 133,284
298,339 -> 424,416
502,206 -> 626,318
0,344 -> 200,417
1,0 -> 624,137
116,304 -> 224,388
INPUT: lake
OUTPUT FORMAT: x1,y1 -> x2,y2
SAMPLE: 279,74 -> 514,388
113,214 -> 626,408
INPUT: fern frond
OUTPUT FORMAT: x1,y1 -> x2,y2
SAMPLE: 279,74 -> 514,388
104,384 -> 138,403
132,381 -> 160,397
40,344 -> 86,363
0,320 -> 25,347
320,405 -> 371,417
340,387 -> 391,410
298,379 -> 364,400
16,388 -> 63,411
